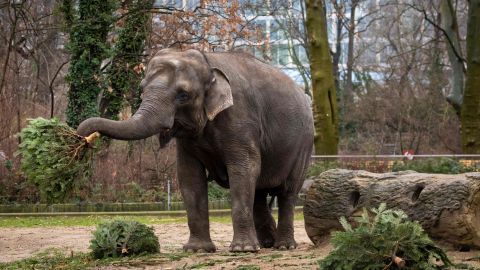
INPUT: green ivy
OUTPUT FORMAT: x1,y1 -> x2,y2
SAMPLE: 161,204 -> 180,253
16,118 -> 96,203
58,0 -> 74,28
101,0 -> 153,119
319,204 -> 452,270
90,220 -> 160,259
63,0 -> 117,128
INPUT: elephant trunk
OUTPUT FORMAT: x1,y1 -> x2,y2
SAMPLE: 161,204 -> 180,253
77,113 -> 169,140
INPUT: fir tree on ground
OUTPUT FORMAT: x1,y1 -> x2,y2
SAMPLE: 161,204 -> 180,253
319,203 -> 452,270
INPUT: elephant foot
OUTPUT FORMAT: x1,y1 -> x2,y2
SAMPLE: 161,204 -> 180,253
256,225 -> 276,248
274,238 -> 297,250
229,235 -> 260,252
183,239 -> 216,253
259,235 -> 275,248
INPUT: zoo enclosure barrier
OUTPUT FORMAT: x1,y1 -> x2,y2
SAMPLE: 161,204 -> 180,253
309,154 -> 480,173
1,155 -> 480,214
0,198 -> 305,214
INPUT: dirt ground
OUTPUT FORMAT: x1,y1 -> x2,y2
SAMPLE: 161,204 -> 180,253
1,221 -> 479,269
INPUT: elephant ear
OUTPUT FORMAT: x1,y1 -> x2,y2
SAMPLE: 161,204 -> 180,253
204,68 -> 233,121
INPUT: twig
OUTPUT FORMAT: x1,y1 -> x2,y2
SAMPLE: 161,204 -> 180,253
391,243 -> 406,268
85,132 -> 100,145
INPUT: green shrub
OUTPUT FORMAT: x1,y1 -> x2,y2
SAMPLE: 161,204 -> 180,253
319,203 -> 452,270
90,220 -> 159,259
115,182 -> 167,203
392,158 -> 475,174
307,161 -> 339,177
208,181 -> 230,200
17,118 -> 96,203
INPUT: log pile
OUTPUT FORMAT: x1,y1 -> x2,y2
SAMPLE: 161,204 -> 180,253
303,169 -> 480,248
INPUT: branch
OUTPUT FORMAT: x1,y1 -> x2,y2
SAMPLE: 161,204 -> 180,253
406,3 -> 466,72
50,60 -> 69,118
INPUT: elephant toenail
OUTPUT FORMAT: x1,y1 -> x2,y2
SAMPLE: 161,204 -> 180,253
233,246 -> 242,252
198,249 -> 206,253
244,245 -> 253,250
186,249 -> 194,253
278,246 -> 287,250
288,245 -> 295,250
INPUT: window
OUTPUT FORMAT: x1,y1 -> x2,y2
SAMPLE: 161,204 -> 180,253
254,45 -> 266,60
294,45 -> 308,64
270,19 -> 286,41
253,19 -> 267,41
271,44 -> 291,66
153,0 -> 184,8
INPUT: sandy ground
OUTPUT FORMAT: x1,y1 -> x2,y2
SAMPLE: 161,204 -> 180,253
0,221 -> 479,269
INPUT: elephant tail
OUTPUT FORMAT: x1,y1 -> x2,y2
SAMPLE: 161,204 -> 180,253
268,195 -> 276,210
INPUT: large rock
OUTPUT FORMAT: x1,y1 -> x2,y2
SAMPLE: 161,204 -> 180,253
303,169 -> 480,248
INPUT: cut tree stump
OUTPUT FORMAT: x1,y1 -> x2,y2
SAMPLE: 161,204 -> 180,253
303,169 -> 480,248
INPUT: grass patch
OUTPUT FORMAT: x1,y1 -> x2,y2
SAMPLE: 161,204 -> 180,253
0,215 -> 187,227
218,251 -> 251,257
189,259 -> 221,269
259,253 -> 283,262
0,249 -> 115,270
166,252 -> 191,261
0,212 -> 304,227
236,265 -> 261,270
0,248 -> 192,270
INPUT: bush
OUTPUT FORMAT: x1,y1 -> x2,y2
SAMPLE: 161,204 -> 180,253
307,161 -> 339,177
17,118 -> 96,203
90,220 -> 159,259
392,158 -> 475,174
208,181 -> 230,200
319,204 -> 452,270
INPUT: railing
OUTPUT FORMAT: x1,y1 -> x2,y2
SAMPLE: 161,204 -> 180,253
2,155 -> 480,213
0,197 -> 307,214
309,154 -> 480,173
0,201 -> 227,214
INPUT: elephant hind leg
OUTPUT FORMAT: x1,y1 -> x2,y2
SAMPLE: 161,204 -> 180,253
253,191 -> 277,248
274,150 -> 310,250
274,192 -> 297,250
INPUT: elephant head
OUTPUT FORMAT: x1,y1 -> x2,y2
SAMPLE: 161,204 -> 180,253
77,49 -> 233,143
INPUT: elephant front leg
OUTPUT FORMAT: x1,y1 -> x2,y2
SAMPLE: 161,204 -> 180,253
177,145 -> 216,253
227,154 -> 261,252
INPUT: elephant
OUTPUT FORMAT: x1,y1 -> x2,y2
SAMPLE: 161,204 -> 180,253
77,49 -> 314,252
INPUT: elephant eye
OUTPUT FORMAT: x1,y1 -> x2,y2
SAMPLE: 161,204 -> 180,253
175,91 -> 189,102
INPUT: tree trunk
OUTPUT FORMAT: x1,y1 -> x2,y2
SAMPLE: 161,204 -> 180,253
461,0 -> 480,153
304,169 -> 480,248
100,0 -> 153,119
345,0 -> 358,98
441,0 -> 465,115
305,0 -> 339,155
64,0 -> 116,128
331,0 -> 343,93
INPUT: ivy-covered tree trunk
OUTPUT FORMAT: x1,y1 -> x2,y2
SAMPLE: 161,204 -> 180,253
100,0 -> 154,120
305,0 -> 339,154
461,0 -> 480,153
64,0 -> 116,128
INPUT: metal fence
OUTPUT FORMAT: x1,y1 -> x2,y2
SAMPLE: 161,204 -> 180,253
309,154 -> 480,173
2,155 -> 480,213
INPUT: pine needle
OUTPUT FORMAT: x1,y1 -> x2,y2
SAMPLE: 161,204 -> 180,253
17,117 -> 99,203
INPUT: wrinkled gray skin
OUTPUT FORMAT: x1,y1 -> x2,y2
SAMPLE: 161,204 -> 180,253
77,49 -> 314,252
